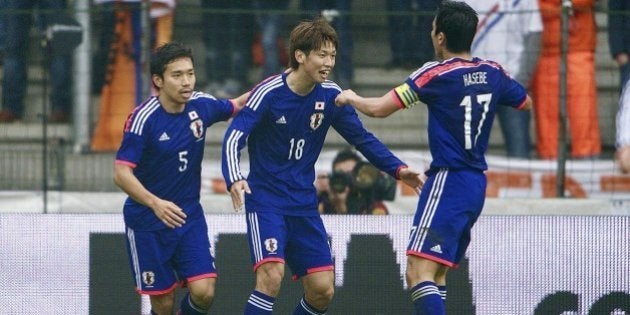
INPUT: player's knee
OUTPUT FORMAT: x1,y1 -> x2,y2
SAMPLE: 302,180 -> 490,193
150,291 -> 176,314
256,263 -> 285,294
190,285 -> 215,308
304,274 -> 335,304
312,283 -> 334,303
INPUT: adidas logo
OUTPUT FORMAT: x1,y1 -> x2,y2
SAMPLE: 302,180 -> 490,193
159,132 -> 170,141
430,244 -> 443,254
275,116 -> 287,124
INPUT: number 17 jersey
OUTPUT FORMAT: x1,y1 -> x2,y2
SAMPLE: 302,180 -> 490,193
391,57 -> 529,171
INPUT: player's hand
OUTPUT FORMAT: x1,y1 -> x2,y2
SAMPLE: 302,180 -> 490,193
151,199 -> 186,229
335,89 -> 357,107
617,146 -> 630,173
399,168 -> 424,195
229,180 -> 251,212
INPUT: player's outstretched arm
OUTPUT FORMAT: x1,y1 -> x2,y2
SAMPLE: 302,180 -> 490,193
335,89 -> 399,118
397,167 -> 424,195
230,90 -> 252,114
228,180 -> 251,212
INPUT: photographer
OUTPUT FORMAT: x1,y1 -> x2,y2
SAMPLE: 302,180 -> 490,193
317,149 -> 397,215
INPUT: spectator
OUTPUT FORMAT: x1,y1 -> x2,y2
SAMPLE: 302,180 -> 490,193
466,0 -> 543,158
301,0 -> 354,88
201,0 -> 253,98
0,1 -> 6,59
91,0 -> 176,96
387,0 -> 439,68
317,148 -> 396,215
0,0 -> 72,123
616,79 -> 630,172
252,0 -> 290,81
532,0 -> 601,159
608,0 -> 630,88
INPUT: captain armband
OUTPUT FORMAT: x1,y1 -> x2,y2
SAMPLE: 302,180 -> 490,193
394,83 -> 421,109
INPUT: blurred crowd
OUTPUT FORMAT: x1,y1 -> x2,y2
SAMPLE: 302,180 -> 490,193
0,0 -> 628,167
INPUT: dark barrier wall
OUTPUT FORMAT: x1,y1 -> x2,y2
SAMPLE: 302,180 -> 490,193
1,214 -> 628,313
89,233 -> 476,314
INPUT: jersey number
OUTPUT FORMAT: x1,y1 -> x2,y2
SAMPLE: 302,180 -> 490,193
288,138 -> 305,160
178,151 -> 188,172
459,93 -> 492,149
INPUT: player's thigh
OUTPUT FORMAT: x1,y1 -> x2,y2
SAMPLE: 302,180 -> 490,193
125,227 -> 179,293
173,216 -> 217,282
408,169 -> 485,267
245,212 -> 289,268
285,215 -> 334,279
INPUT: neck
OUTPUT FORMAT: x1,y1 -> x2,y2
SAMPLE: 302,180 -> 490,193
441,51 -> 472,61
286,69 -> 316,96
158,95 -> 186,113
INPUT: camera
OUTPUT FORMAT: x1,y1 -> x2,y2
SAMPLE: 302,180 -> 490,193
328,161 -> 397,201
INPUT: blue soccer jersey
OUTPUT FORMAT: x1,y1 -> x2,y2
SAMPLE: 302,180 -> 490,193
391,57 -> 528,172
223,72 -> 406,216
116,92 -> 235,230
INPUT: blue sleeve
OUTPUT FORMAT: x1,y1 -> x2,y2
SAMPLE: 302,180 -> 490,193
115,113 -> 148,166
222,105 -> 262,190
331,106 -> 405,178
498,74 -> 528,109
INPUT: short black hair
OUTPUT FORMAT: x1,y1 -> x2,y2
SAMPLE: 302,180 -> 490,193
150,42 -> 194,77
434,1 -> 478,53
332,148 -> 362,170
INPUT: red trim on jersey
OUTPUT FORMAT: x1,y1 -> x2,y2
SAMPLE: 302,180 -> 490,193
515,96 -> 528,110
115,159 -> 137,168
136,282 -> 178,295
291,265 -> 335,280
406,250 -> 459,268
389,89 -> 406,109
253,257 -> 285,272
228,99 -> 238,117
414,59 -> 503,88
187,272 -> 218,284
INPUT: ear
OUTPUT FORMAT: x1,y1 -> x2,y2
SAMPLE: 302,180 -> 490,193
152,74 -> 163,89
437,32 -> 446,47
294,49 -> 306,65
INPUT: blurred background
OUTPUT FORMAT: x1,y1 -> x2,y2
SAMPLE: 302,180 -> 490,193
0,0 -> 628,206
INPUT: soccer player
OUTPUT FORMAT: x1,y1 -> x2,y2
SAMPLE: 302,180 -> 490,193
113,42 -> 249,315
334,2 -> 533,314
222,17 -> 422,315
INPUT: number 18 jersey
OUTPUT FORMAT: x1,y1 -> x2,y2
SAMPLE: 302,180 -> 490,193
391,57 -> 528,171
223,72 -> 406,216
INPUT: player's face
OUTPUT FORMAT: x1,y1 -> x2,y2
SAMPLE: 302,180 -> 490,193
301,41 -> 336,84
153,57 -> 195,108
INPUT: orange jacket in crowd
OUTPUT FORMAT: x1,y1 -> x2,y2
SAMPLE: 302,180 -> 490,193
532,0 -> 601,159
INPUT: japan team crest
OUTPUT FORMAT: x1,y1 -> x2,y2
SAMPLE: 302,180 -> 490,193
189,119 -> 204,139
264,238 -> 278,254
142,271 -> 155,286
310,113 -> 324,130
